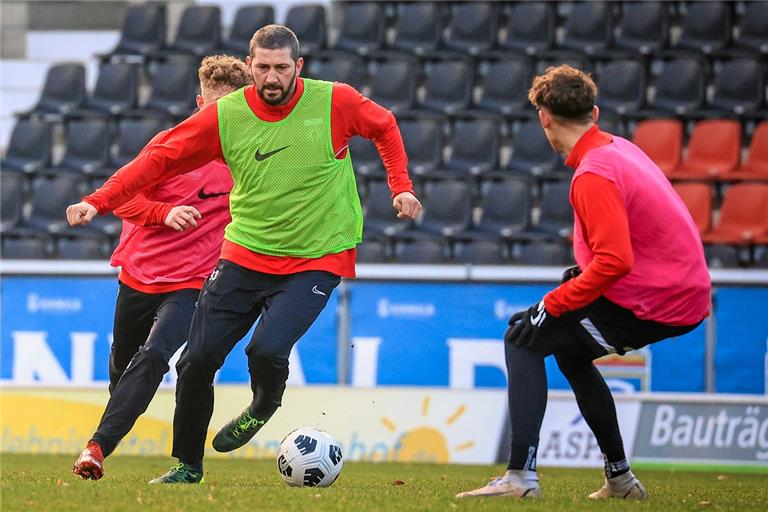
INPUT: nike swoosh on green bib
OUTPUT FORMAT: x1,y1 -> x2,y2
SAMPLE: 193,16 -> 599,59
216,80 -> 363,258
254,145 -> 290,161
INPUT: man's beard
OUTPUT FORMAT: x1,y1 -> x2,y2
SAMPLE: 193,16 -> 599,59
259,71 -> 297,106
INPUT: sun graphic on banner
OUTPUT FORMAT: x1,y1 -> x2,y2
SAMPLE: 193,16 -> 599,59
380,396 -> 476,463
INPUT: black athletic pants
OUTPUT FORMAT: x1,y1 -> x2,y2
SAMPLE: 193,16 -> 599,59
505,294 -> 699,470
171,260 -> 340,467
92,283 -> 199,457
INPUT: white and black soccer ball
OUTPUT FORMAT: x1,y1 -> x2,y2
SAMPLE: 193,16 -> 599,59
276,427 -> 343,487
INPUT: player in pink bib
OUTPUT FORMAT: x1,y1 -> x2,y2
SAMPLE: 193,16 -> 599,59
458,66 -> 711,500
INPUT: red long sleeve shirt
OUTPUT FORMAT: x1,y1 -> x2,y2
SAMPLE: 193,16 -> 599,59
544,126 -> 635,316
84,79 -> 413,278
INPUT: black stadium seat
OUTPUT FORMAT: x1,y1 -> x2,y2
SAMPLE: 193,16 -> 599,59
398,115 -> 444,176
70,62 -> 139,118
471,178 -> 531,239
474,57 -> 533,118
420,59 -> 473,115
18,63 -> 85,118
414,179 -> 472,237
393,239 -> 448,263
155,5 -> 221,58
443,2 -> 498,56
363,180 -> 411,236
596,59 -> 646,116
285,4 -> 326,56
110,118 -> 169,170
1,234 -> 50,259
499,2 -> 555,55
515,241 -> 567,265
443,118 -> 499,176
220,5 -> 274,57
389,2 -> 443,57
334,2 -> 386,56
0,119 -> 52,174
646,58 -> 706,116
560,1 -> 613,55
615,1 -> 669,55
54,119 -> 112,175
368,58 -> 418,115
733,1 -> 768,55
356,239 -> 389,263
1,172 -> 25,233
349,137 -> 383,177
675,1 -> 731,55
57,237 -> 105,259
525,181 -> 573,240
506,121 -> 561,177
101,3 -> 165,61
25,174 -> 86,235
453,239 -> 506,264
134,62 -> 198,118
709,58 -> 766,116
304,54 -> 364,89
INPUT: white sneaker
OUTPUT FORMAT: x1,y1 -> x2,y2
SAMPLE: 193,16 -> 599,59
588,471 -> 648,500
456,470 -> 541,498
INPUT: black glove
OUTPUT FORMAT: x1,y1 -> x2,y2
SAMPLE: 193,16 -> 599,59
561,265 -> 582,283
504,300 -> 555,348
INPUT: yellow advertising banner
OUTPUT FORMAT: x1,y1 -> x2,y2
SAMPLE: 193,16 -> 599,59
1,386 -> 507,464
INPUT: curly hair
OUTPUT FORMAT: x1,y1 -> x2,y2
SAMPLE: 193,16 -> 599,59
528,65 -> 597,123
198,55 -> 253,97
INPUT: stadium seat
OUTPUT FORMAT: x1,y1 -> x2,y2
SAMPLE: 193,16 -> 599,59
721,121 -> 768,181
25,174 -> 86,235
398,115 -> 445,176
675,1 -> 731,55
134,62 -> 198,118
534,53 -> 594,75
334,2 -> 386,56
413,179 -> 472,237
515,241 -> 567,265
389,2 -> 443,57
54,119 -> 112,175
474,56 -> 533,118
1,172 -> 25,233
220,5 -> 275,57
17,63 -> 86,118
755,245 -> 768,268
285,4 -> 326,56
701,183 -> 768,244
453,239 -> 506,264
100,3 -> 165,61
560,1 -> 613,55
704,243 -> 742,268
443,118 -> 499,176
419,59 -> 473,116
471,178 -> 531,239
499,2 -> 555,55
525,180 -> 573,240
443,2 -> 498,56
647,58 -> 706,116
506,121 -> 562,177
1,234 -> 50,259
110,117 -> 169,170
631,118 -> 683,175
708,58 -> 766,116
363,180 -> 411,236
304,54 -> 364,89
57,237 -> 105,259
595,59 -> 646,115
368,58 -> 418,115
349,137 -> 383,177
615,1 -> 669,55
69,62 -> 139,118
732,1 -> 768,55
356,239 -> 389,263
672,182 -> 712,235
154,5 -> 221,58
393,239 -> 449,264
0,119 -> 52,174
669,120 -> 742,181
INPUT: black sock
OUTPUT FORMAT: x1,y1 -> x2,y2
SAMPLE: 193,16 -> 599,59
603,454 -> 630,478
180,460 -> 203,473
507,443 -> 538,471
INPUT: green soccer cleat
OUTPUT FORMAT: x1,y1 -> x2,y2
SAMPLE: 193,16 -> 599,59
148,463 -> 204,484
212,408 -> 269,452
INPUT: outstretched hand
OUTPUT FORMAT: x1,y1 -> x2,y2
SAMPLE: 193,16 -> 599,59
393,191 -> 422,219
66,201 -> 98,226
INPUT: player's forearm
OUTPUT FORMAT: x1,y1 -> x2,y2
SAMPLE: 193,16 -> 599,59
374,117 -> 413,197
114,194 -> 174,227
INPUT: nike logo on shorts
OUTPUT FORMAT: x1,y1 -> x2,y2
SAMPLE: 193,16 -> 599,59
312,285 -> 326,296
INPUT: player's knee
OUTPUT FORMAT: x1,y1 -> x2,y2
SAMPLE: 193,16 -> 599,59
176,348 -> 218,376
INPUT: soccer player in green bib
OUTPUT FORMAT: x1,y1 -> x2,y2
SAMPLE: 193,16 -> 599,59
66,25 -> 422,483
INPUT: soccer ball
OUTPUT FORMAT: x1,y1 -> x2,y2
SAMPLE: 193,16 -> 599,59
276,427 -> 343,487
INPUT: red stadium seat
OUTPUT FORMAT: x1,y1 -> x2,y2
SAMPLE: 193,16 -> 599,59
632,119 -> 683,175
673,182 -> 712,235
720,121 -> 768,182
669,120 -> 741,181
701,183 -> 768,244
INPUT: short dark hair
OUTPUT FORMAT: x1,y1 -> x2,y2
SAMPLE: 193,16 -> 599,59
528,65 -> 597,123
249,24 -> 300,60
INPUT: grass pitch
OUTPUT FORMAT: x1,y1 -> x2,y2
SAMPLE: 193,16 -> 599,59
1,454 -> 766,512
